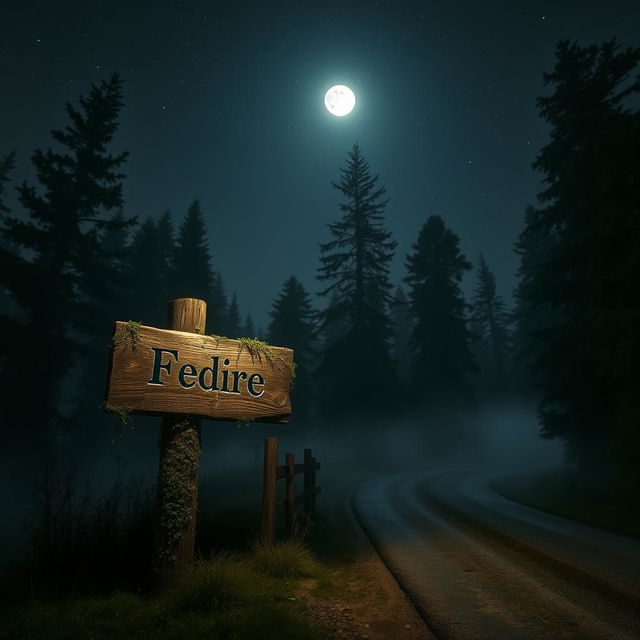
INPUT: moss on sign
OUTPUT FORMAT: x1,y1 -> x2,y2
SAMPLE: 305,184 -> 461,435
112,321 -> 142,351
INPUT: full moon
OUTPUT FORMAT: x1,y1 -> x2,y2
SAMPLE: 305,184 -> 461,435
324,85 -> 356,116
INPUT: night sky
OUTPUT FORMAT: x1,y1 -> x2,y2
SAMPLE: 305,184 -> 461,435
2,0 -> 638,329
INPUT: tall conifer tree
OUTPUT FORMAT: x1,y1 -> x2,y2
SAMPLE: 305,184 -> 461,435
242,312 -> 256,338
268,276 -> 317,423
470,254 -> 511,393
0,152 -> 15,215
125,218 -> 166,326
210,271 -> 229,334
226,293 -> 241,337
521,40 -> 640,484
0,74 -> 128,441
512,206 -> 558,392
404,216 -> 475,408
390,285 -> 412,383
316,143 -> 397,418
157,210 -> 176,301
173,200 -> 213,300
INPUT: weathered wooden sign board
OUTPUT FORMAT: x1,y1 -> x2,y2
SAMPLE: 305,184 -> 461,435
105,322 -> 294,423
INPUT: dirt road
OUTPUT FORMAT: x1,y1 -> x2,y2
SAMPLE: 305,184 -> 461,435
351,471 -> 640,640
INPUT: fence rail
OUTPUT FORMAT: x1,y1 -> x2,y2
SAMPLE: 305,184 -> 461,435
260,437 -> 321,544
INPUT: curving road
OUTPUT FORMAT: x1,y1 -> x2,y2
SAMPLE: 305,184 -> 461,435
352,471 -> 640,640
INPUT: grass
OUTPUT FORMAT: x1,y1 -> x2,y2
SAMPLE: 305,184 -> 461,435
491,470 -> 640,539
252,539 -> 320,578
0,543 -> 328,640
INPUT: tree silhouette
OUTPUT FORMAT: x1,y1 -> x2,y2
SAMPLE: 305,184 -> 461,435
226,293 -> 241,337
242,312 -> 256,337
470,254 -> 511,393
173,200 -> 228,331
173,200 -> 213,300
512,206 -> 558,392
390,285 -> 412,384
72,209 -> 134,437
321,291 -> 348,349
404,215 -> 475,408
0,151 -> 15,215
267,276 -> 317,424
125,218 -> 166,326
316,143 -> 398,419
0,74 -> 129,443
522,39 -> 640,485
209,271 -> 229,334
157,210 -> 176,303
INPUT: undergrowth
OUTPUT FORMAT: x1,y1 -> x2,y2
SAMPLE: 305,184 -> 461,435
0,543 -> 327,640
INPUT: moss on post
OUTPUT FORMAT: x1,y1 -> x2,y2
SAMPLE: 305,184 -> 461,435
155,298 -> 207,590
155,418 -> 201,577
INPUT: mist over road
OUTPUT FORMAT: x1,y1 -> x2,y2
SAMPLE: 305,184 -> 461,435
352,471 -> 640,640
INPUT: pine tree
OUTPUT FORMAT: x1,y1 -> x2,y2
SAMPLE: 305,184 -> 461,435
0,74 -> 129,442
0,152 -> 16,315
470,254 -> 512,394
157,210 -> 176,301
226,293 -> 241,337
267,276 -> 317,423
321,292 -> 348,349
0,152 -> 19,424
316,143 -> 398,418
209,271 -> 229,334
173,200 -> 213,300
124,218 -> 166,326
72,209 -> 134,436
522,39 -> 640,485
390,285 -> 411,383
242,312 -> 256,337
512,206 -> 559,392
404,215 -> 476,408
0,152 -> 15,215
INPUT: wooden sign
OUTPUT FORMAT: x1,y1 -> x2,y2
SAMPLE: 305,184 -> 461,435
105,321 -> 294,423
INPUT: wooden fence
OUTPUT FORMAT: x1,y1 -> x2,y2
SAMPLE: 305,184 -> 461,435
260,437 -> 320,544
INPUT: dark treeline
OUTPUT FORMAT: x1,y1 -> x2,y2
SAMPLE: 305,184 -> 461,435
1,38 -> 639,497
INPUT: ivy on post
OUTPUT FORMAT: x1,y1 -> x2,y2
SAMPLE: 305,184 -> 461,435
155,298 -> 206,588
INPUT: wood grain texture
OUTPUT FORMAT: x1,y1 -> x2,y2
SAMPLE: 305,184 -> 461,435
105,322 -> 294,423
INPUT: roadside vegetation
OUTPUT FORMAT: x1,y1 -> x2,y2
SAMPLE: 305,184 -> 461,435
0,454 -> 379,640
0,543 -> 327,640
491,470 -> 640,539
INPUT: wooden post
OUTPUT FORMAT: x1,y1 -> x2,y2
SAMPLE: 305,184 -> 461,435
261,437 -> 278,545
285,452 -> 295,538
303,448 -> 312,517
155,298 -> 207,589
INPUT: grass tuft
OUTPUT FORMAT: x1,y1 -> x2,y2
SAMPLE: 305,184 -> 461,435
251,538 -> 320,578
168,552 -> 263,613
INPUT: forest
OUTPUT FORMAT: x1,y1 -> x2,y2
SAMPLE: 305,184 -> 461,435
0,36 -> 639,638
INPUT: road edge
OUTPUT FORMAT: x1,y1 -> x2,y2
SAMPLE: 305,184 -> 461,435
345,482 -> 439,640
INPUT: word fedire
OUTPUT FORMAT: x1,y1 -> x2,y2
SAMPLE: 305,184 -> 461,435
147,348 -> 265,397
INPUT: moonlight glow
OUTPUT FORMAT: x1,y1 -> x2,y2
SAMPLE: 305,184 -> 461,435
324,85 -> 356,116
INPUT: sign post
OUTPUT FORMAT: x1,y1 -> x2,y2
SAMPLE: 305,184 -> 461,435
104,297 -> 294,588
